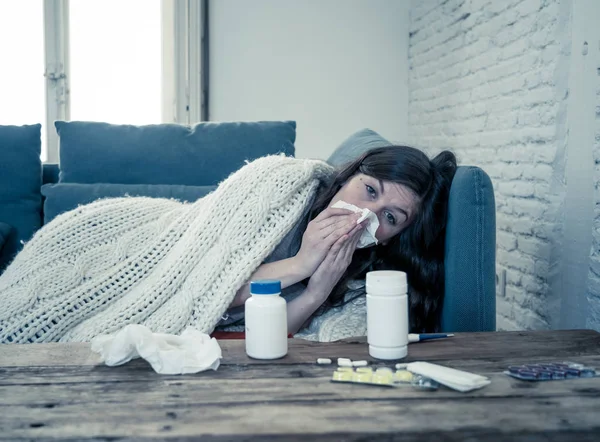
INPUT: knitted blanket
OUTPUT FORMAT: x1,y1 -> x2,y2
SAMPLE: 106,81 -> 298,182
295,282 -> 367,342
0,155 -> 333,343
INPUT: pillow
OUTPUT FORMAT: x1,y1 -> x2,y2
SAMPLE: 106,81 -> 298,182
55,120 -> 296,185
327,129 -> 392,167
0,124 -> 43,270
0,222 -> 13,254
41,183 -> 217,224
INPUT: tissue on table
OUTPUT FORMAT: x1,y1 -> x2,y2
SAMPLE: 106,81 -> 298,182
331,200 -> 379,248
91,324 -> 222,375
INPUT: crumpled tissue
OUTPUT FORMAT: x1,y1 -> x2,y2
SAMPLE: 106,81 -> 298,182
90,324 -> 222,374
331,200 -> 380,248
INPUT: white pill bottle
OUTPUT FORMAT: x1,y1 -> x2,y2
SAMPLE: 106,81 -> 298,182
245,279 -> 288,359
366,270 -> 409,360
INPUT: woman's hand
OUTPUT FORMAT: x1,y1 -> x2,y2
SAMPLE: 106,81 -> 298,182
293,208 -> 361,279
305,222 -> 364,303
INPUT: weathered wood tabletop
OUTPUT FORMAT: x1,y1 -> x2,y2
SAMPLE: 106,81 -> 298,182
1,330 -> 600,441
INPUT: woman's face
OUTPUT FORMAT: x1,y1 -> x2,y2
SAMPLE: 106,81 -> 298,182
329,173 -> 419,245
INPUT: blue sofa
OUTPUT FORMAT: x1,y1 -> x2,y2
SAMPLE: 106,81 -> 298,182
0,122 -> 496,332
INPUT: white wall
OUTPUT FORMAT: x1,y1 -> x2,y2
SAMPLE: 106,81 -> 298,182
586,0 -> 600,330
209,0 -> 409,159
408,0 -> 569,330
408,0 -> 600,332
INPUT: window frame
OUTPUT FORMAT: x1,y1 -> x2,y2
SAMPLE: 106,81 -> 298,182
43,0 -> 70,164
41,0 -> 207,163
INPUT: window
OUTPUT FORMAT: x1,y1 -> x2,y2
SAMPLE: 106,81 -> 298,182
0,1 -> 46,157
0,0 -> 206,163
69,0 -> 162,125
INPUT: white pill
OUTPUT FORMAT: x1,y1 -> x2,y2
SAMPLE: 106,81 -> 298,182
352,360 -> 368,367
317,358 -> 332,365
395,363 -> 408,370
338,359 -> 353,367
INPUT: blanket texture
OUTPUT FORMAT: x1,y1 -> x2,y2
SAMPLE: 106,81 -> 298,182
0,155 -> 333,343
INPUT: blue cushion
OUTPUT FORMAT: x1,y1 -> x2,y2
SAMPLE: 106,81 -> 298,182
41,183 -> 217,224
43,163 -> 60,185
55,120 -> 296,185
442,166 -> 496,332
0,124 -> 43,270
327,128 -> 392,167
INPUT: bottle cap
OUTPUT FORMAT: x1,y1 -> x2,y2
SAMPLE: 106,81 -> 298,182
366,270 -> 407,295
250,280 -> 281,295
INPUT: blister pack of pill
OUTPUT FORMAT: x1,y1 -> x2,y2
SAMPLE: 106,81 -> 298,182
504,361 -> 597,381
330,366 -> 439,390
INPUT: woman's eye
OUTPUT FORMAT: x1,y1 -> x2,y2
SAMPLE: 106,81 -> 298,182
385,211 -> 396,225
366,185 -> 376,197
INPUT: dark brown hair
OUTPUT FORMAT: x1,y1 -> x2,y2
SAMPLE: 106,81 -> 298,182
309,145 -> 457,332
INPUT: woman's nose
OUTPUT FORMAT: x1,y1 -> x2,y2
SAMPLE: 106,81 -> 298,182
362,204 -> 384,227
364,202 -> 383,218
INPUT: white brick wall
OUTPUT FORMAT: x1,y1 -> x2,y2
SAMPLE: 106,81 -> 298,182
588,78 -> 600,329
407,0 -> 567,330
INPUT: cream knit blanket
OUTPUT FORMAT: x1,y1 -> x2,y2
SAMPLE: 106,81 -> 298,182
0,155 -> 333,343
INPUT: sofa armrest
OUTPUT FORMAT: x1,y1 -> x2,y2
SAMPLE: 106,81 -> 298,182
441,166 -> 496,332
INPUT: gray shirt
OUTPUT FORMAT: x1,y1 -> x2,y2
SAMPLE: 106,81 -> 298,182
215,202 -> 312,329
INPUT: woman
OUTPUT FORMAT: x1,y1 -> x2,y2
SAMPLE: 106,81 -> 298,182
0,145 -> 455,343
223,145 -> 457,335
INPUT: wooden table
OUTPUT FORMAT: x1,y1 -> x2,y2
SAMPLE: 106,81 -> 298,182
1,330 -> 600,441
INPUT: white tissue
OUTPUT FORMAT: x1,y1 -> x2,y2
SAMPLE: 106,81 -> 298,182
331,200 -> 379,248
90,324 -> 222,375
